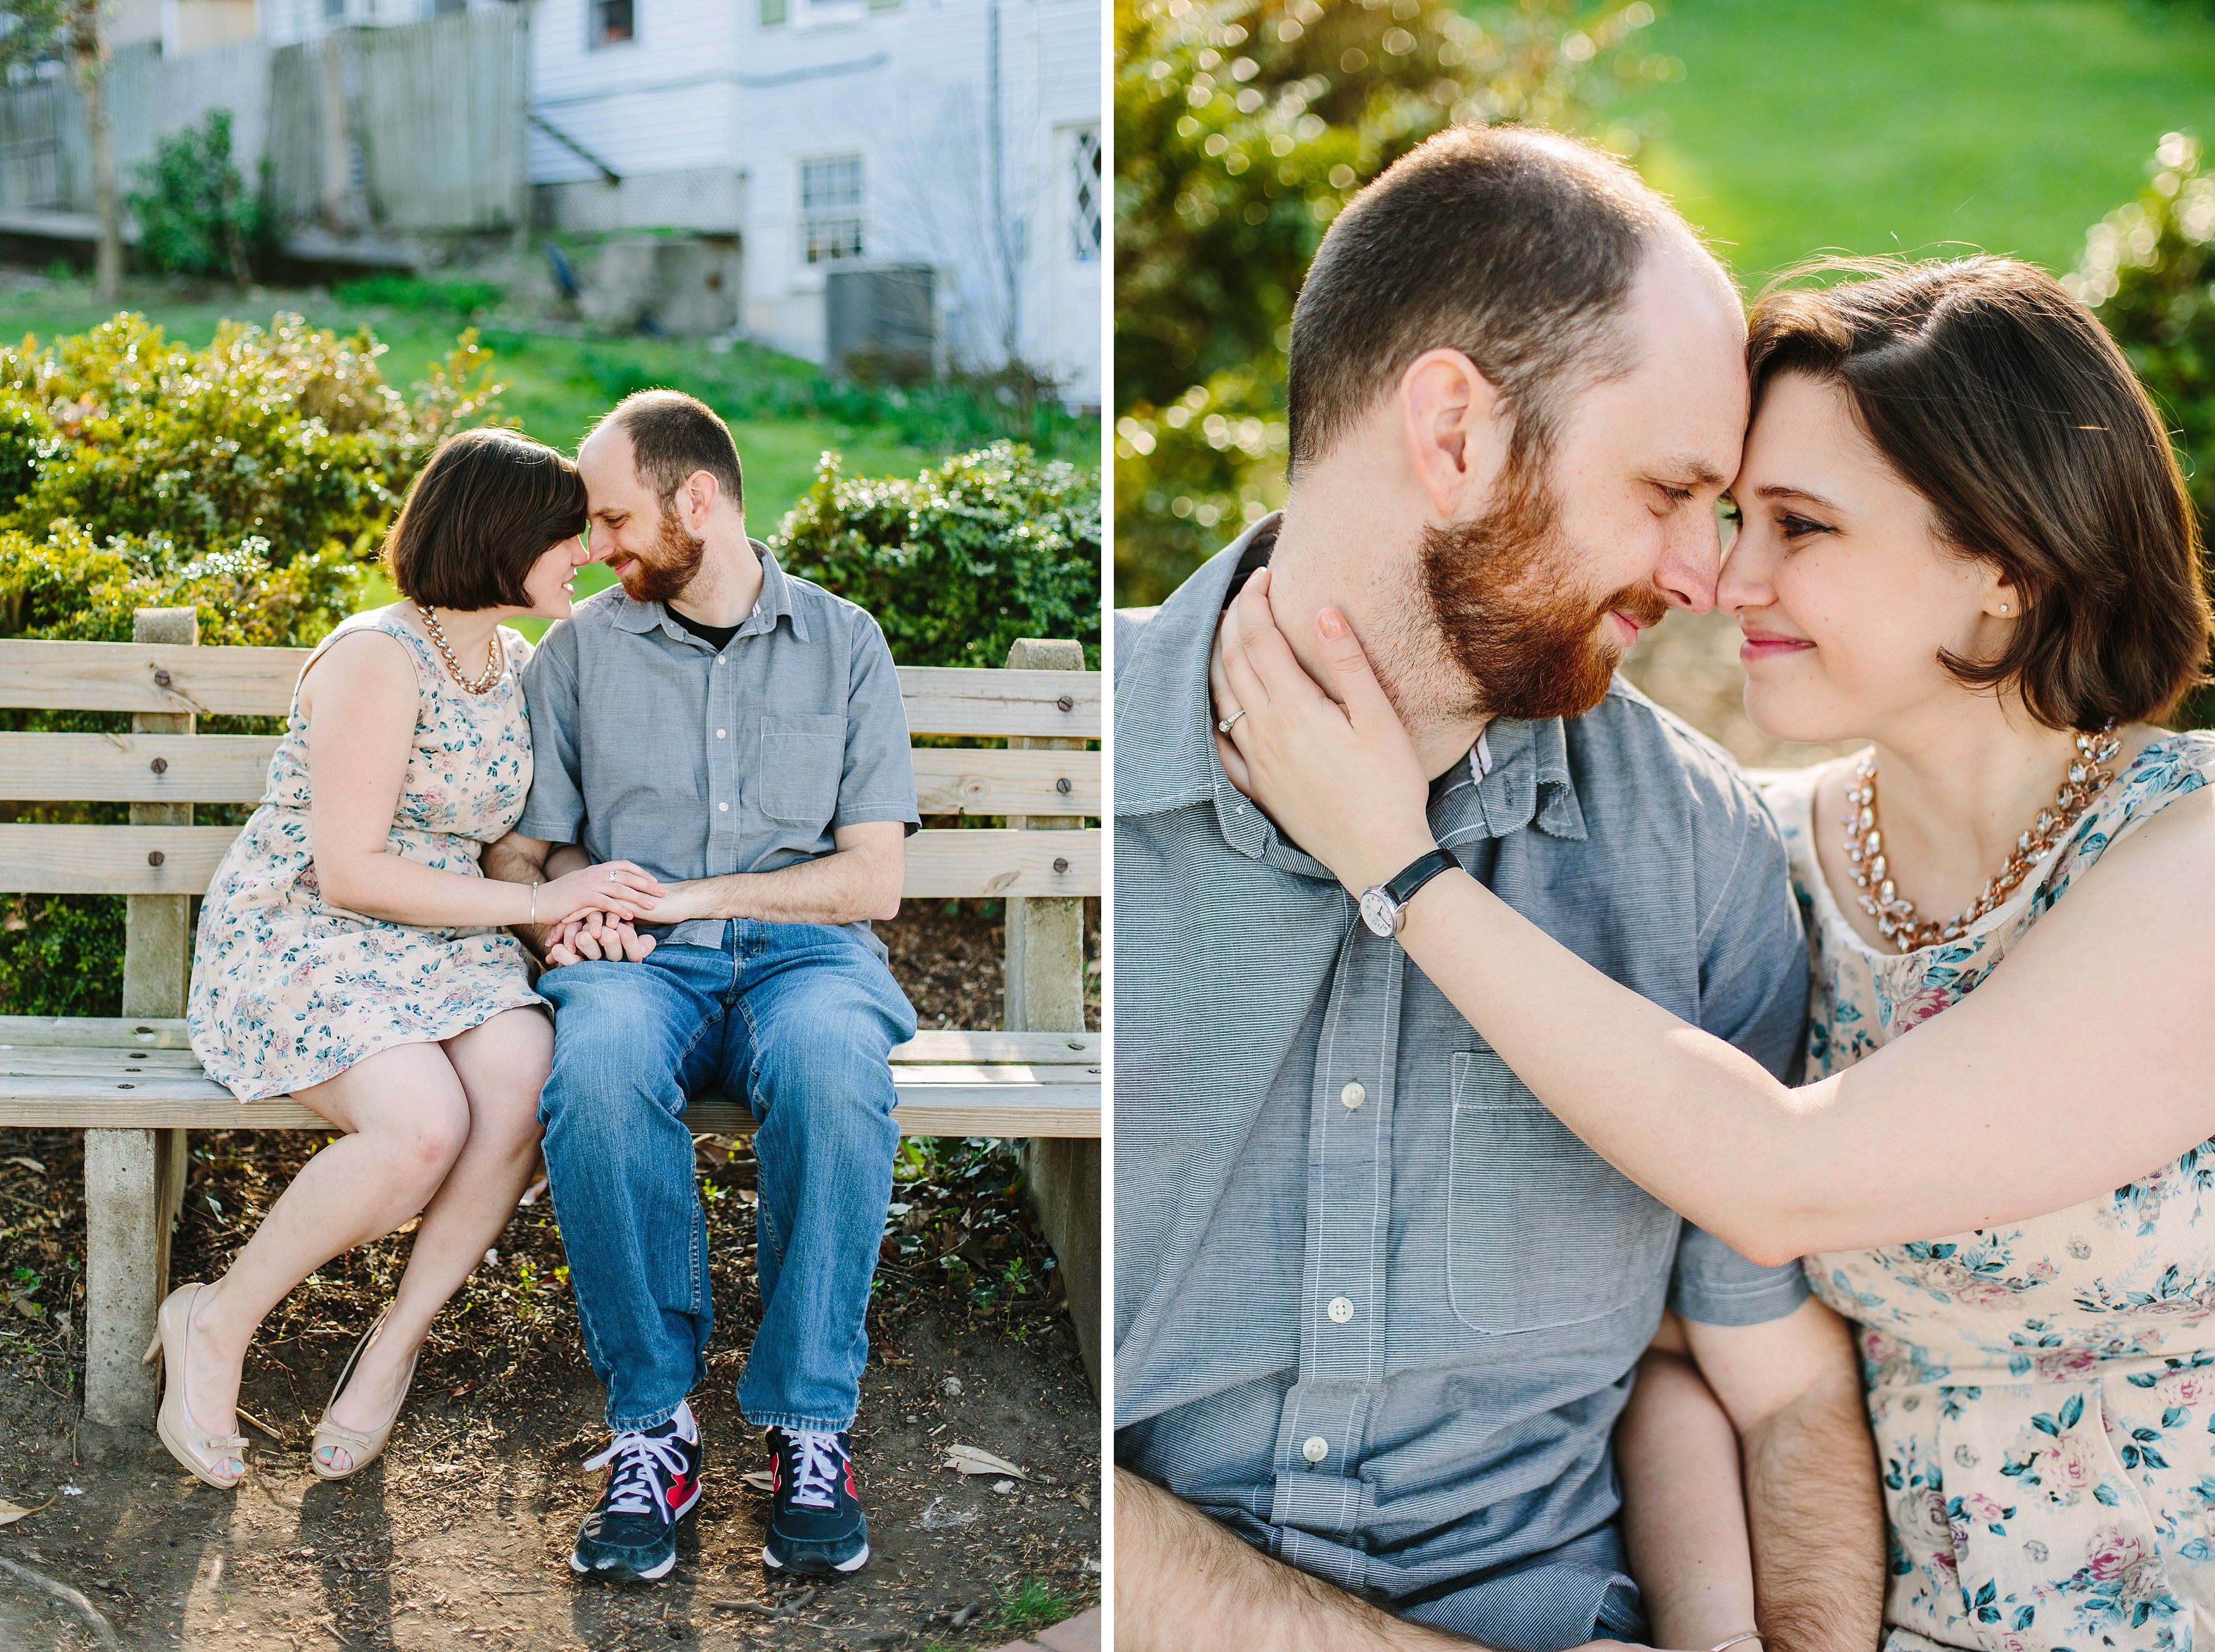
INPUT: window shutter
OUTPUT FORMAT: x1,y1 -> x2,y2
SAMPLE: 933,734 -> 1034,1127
760,0 -> 787,25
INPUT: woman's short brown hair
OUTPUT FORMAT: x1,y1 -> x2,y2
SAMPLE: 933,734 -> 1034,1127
384,428 -> 589,611
1747,256 -> 2212,730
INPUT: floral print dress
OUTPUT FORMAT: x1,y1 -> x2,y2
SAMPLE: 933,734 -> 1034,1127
187,608 -> 545,1101
1761,732 -> 2215,1652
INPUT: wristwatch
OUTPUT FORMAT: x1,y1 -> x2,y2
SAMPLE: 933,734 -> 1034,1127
1359,848 -> 1460,938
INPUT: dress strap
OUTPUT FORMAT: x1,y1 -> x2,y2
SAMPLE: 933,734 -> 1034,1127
2035,730 -> 2214,898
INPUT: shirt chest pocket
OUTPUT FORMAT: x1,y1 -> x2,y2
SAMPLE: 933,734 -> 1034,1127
757,714 -> 847,829
1445,1049 -> 1678,1334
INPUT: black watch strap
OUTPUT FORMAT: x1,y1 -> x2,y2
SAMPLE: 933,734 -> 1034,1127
1384,848 -> 1460,908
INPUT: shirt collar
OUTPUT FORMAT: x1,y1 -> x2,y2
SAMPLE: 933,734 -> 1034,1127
607,541 -> 806,643
1113,512 -> 1587,850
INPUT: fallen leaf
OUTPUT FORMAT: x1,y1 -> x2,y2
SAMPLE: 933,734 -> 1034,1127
4,1156 -> 44,1175
942,1444 -> 1026,1480
0,1495 -> 53,1525
740,1470 -> 775,1492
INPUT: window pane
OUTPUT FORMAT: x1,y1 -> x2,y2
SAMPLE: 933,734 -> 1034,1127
1070,127 -> 1102,261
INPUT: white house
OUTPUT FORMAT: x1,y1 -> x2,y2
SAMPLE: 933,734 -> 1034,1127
528,0 -> 1100,403
257,0 -> 1100,403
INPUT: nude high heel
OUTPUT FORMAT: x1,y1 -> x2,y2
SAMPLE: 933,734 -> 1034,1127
144,1283 -> 247,1491
311,1313 -> 419,1480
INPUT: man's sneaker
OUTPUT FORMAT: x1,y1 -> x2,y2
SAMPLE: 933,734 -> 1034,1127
570,1403 -> 704,1583
761,1427 -> 870,1574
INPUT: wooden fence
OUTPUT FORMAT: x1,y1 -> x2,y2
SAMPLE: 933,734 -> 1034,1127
0,12 -> 525,238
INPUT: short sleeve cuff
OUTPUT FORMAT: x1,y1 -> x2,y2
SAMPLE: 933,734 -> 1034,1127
513,803 -> 585,846
834,803 -> 923,832
1669,1224 -> 1812,1328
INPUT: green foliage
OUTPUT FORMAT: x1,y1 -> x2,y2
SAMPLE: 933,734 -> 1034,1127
335,274 -> 508,318
125,108 -> 275,284
0,311 -> 503,641
1113,0 -> 1663,604
0,311 -> 506,1015
776,441 -> 1102,669
2069,131 -> 2215,729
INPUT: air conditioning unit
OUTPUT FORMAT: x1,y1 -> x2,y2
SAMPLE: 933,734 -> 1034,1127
825,263 -> 938,383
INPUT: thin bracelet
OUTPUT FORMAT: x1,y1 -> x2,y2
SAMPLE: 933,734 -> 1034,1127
529,882 -> 539,926
1711,1633 -> 1763,1652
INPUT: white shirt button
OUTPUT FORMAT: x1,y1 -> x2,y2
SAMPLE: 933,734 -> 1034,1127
716,729 -> 727,739
1340,1080 -> 1366,1110
718,802 -> 729,812
1301,1436 -> 1328,1464
1327,1296 -> 1355,1323
715,656 -> 727,666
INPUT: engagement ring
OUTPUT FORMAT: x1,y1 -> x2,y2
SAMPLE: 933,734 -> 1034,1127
1218,709 -> 1246,734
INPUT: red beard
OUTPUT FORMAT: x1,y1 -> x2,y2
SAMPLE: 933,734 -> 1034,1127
1419,456 -> 1669,724
617,504 -> 707,606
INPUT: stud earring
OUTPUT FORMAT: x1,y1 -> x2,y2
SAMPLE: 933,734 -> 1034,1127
1999,603 -> 2010,614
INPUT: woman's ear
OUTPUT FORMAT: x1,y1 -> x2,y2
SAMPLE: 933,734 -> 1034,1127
1398,348 -> 1507,520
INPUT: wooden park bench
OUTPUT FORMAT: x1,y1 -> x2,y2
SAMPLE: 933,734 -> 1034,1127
0,610 -> 1102,1427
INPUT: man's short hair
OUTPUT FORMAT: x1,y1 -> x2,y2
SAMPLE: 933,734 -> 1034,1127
1287,125 -> 1683,475
598,388 -> 745,515
384,427 -> 587,610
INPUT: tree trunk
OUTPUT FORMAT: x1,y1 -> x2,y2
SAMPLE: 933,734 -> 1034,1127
73,4 -> 120,303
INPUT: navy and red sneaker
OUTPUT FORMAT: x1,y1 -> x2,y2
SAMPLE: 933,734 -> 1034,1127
570,1402 -> 704,1583
761,1427 -> 870,1574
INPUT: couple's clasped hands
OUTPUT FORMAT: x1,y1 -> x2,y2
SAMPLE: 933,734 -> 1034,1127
1209,567 -> 1440,894
533,861 -> 711,968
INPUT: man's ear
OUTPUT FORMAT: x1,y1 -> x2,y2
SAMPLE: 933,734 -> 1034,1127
683,470 -> 719,532
1399,348 -> 1507,519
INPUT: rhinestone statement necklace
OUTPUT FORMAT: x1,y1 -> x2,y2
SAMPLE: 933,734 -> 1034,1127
415,604 -> 504,695
1844,724 -> 2122,953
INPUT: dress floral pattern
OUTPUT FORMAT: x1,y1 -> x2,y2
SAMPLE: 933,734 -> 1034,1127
1761,733 -> 2215,1652
187,609 -> 544,1101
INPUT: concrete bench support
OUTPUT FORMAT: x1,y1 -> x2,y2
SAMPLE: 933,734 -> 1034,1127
84,606 -> 196,1425
1004,637 -> 1101,1394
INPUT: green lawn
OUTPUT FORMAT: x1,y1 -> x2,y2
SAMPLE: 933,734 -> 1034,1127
0,282 -> 962,542
1613,0 -> 2215,284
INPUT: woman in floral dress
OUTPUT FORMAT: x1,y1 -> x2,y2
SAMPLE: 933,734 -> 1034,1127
1211,258 -> 2215,1652
159,430 -> 662,1491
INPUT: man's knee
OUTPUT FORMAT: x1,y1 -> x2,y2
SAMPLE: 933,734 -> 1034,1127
541,969 -> 690,1134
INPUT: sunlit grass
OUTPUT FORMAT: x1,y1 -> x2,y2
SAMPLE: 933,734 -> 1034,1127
1612,0 -> 2215,283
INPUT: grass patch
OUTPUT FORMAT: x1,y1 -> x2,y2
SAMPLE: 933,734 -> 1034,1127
991,1577 -> 1084,1637
1614,0 -> 2215,282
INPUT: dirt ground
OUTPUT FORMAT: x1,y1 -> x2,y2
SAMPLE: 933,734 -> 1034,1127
0,901 -> 1101,1651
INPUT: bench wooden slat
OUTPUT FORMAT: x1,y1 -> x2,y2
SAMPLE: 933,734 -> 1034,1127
0,1017 -> 1100,1063
0,1049 -> 1097,1084
0,642 -> 1101,737
0,1070 -> 1101,1137
0,734 -> 1100,816
0,823 -> 1102,898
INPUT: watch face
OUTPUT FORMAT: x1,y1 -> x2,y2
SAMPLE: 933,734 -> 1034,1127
1359,888 -> 1397,937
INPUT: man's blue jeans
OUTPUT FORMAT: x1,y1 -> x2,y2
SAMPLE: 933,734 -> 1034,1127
535,920 -> 916,1434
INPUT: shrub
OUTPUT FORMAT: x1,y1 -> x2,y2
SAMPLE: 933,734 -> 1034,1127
125,108 -> 277,284
0,312 -> 507,1016
2067,132 -> 2215,726
775,441 -> 1101,669
334,275 -> 508,318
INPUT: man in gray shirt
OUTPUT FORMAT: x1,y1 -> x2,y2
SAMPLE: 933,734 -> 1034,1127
1114,130 -> 1883,1651
487,391 -> 918,1585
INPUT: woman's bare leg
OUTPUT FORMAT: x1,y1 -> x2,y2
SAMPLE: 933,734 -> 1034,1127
315,1008 -> 551,1468
179,1042 -> 473,1446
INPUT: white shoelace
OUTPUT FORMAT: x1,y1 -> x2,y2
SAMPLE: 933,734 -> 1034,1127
584,1429 -> 691,1518
787,1430 -> 847,1511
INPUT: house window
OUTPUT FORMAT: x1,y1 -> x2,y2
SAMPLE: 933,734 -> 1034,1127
590,0 -> 634,47
801,155 -> 866,265
1070,126 -> 1101,262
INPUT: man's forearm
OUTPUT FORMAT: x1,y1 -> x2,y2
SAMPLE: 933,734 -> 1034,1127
1116,1469 -> 1488,1652
667,846 -> 901,927
1742,1374 -> 1886,1652
482,837 -> 587,960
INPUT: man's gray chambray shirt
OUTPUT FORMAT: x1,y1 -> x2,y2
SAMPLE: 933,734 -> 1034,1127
514,545 -> 919,953
1113,519 -> 1813,1652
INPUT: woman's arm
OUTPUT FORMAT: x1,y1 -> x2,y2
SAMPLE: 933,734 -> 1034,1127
1619,1320 -> 1759,1652
303,632 -> 663,931
1215,570 -> 2215,1260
